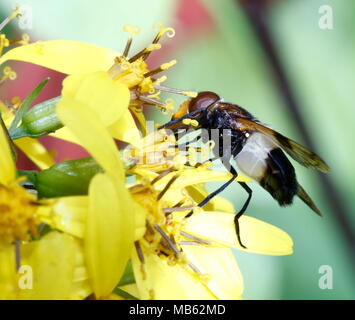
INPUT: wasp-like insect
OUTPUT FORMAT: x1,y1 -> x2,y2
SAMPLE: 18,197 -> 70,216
159,91 -> 330,247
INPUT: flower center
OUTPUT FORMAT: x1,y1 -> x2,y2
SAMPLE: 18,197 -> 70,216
0,182 -> 39,244
131,187 -> 183,257
107,24 -> 197,116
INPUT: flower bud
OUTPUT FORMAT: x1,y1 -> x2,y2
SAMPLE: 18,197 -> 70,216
11,97 -> 62,138
36,157 -> 103,198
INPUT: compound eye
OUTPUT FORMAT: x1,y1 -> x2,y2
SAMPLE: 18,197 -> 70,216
188,91 -> 220,113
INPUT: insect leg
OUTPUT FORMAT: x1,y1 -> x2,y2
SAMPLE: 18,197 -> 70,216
197,174 -> 238,208
185,166 -> 238,218
234,181 -> 253,249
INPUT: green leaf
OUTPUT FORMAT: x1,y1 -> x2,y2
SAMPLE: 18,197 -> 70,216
9,77 -> 50,131
112,287 -> 139,300
110,260 -> 137,299
117,260 -> 135,287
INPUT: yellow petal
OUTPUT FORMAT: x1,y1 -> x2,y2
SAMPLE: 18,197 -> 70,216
136,168 -> 251,191
210,196 -> 235,213
173,168 -> 252,187
69,245 -> 92,300
1,109 -> 15,127
61,72 -> 130,126
185,185 -> 215,211
182,246 -> 243,299
56,97 -> 124,180
53,195 -> 145,246
186,185 -> 235,213
133,202 -> 147,241
0,40 -> 117,74
0,246 -> 17,299
49,126 -> 80,145
184,212 -> 293,256
52,196 -> 88,238
0,124 -> 16,185
131,248 -> 217,300
18,231 -> 81,299
131,107 -> 147,137
108,110 -> 141,146
101,293 -> 125,300
51,112 -> 139,146
85,173 -> 134,298
14,137 -> 55,170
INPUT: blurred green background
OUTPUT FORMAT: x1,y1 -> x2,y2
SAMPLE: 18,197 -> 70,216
1,0 -> 354,299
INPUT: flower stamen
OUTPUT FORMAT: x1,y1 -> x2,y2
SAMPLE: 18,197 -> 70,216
163,206 -> 195,214
151,167 -> 175,185
0,66 -> 17,84
135,240 -> 145,264
15,239 -> 21,271
0,181 -> 39,244
152,23 -> 176,43
122,25 -> 140,57
188,261 -> 202,274
144,60 -> 177,78
0,6 -> 21,32
152,76 -> 167,87
147,90 -> 161,99
156,173 -> 179,201
141,23 -> 175,61
154,223 -> 181,258
180,231 -> 211,245
128,43 -> 161,63
154,84 -> 198,98
0,34 -> 10,57
182,118 -> 199,127
137,94 -> 165,107
9,33 -> 30,46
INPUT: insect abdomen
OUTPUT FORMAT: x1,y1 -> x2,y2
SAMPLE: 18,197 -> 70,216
261,148 -> 298,205
235,133 -> 298,206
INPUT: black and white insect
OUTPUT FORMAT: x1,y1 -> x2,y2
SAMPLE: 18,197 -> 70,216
159,91 -> 330,247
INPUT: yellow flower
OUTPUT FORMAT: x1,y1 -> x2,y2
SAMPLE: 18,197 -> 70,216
0,117 -> 122,299
53,100 -> 143,299
0,121 -> 90,299
0,116 -> 90,300
0,121 -> 52,246
0,231 -> 91,300
0,19 -> 294,300
54,98 -> 293,300
0,25 -> 193,145
127,169 -> 292,300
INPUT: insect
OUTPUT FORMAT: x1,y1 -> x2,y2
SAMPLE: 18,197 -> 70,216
159,91 -> 330,247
